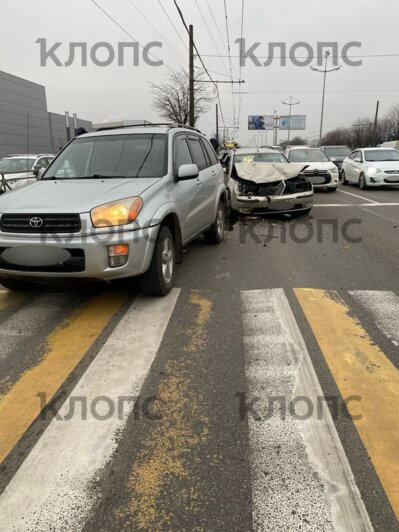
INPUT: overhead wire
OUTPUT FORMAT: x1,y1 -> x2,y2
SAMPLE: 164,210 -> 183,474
223,0 -> 237,138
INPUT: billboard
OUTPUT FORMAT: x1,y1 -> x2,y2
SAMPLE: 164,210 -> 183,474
279,115 -> 307,131
248,115 -> 274,130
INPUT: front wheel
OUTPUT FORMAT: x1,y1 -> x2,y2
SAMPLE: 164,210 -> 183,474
0,278 -> 34,291
359,174 -> 368,190
341,171 -> 348,185
204,200 -> 226,245
326,187 -> 337,192
140,225 -> 175,296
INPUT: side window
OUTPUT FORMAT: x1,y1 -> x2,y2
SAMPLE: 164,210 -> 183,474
349,151 -> 358,160
201,138 -> 218,166
188,137 -> 207,171
175,136 -> 193,170
358,151 -> 364,162
36,158 -> 48,168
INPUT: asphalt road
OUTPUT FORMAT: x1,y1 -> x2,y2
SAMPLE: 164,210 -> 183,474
0,183 -> 398,531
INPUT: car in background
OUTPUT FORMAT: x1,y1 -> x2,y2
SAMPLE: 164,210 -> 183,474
320,145 -> 351,175
285,147 -> 339,191
341,147 -> 399,189
0,125 -> 226,296
224,148 -> 313,218
0,154 -> 54,194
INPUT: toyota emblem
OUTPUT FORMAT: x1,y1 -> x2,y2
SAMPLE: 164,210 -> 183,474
30,217 -> 44,228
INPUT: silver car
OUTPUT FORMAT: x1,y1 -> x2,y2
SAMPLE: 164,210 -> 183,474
0,125 -> 226,296
0,154 -> 54,194
224,148 -> 314,218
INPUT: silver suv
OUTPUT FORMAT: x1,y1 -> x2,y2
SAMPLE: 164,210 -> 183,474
0,125 -> 226,296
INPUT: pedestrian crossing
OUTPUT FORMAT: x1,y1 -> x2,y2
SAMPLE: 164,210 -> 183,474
0,286 -> 398,530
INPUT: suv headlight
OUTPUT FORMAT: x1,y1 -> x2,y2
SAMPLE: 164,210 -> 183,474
91,197 -> 143,228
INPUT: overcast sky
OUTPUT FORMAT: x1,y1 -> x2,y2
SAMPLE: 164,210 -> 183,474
2,0 -> 399,145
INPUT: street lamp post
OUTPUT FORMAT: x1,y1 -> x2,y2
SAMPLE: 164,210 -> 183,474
282,97 -> 300,146
311,51 -> 342,145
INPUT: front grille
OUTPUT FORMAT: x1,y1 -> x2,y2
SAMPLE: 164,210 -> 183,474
0,248 -> 85,273
384,178 -> 399,184
0,214 -> 81,234
303,170 -> 331,185
384,170 -> 399,175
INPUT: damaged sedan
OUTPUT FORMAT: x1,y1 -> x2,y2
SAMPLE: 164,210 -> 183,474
225,148 -> 314,218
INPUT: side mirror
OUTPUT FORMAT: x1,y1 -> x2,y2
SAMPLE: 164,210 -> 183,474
354,157 -> 362,163
33,164 -> 41,177
177,163 -> 199,181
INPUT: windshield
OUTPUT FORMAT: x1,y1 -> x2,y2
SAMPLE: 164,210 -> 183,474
0,158 -> 35,174
235,152 -> 288,164
324,147 -> 351,157
288,149 -> 330,163
364,149 -> 399,162
43,134 -> 168,179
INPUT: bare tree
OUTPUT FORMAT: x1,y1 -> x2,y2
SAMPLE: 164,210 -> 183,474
150,69 -> 214,126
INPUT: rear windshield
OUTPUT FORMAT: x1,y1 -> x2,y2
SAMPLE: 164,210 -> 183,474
0,158 -> 35,174
324,147 -> 351,157
235,152 -> 288,164
43,134 -> 168,179
288,149 -> 330,163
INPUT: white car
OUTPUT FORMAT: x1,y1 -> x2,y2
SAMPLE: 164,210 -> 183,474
285,147 -> 339,191
0,154 -> 54,194
341,148 -> 399,190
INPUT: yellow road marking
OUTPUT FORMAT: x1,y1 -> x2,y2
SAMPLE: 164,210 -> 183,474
295,288 -> 399,519
117,291 -> 212,530
0,291 -> 127,463
0,291 -> 26,311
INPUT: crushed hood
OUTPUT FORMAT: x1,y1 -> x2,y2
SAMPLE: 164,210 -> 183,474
234,162 -> 307,184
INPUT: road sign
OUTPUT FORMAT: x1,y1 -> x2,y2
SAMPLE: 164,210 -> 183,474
279,115 -> 307,130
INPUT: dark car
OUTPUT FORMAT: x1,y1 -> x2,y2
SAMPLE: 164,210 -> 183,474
320,146 -> 351,175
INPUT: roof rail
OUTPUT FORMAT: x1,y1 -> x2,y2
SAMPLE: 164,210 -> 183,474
94,122 -> 203,134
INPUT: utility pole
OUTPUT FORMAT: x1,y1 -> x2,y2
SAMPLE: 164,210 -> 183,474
189,24 -> 195,127
216,103 -> 219,144
282,97 -> 300,146
65,112 -> 71,142
311,51 -> 342,146
373,100 -> 380,146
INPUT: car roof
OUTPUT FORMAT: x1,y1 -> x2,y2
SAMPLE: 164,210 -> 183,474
361,147 -> 397,151
3,154 -> 54,159
79,124 -> 207,139
287,146 -> 315,150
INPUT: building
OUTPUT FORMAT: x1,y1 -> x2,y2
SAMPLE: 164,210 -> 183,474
0,71 -> 92,158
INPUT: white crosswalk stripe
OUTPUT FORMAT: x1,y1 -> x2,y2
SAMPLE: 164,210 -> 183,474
350,290 -> 399,347
241,289 -> 372,532
0,289 -> 180,532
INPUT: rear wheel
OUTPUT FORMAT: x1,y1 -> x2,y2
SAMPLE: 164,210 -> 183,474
204,200 -> 226,245
359,173 -> 368,190
341,171 -> 348,185
140,225 -> 175,296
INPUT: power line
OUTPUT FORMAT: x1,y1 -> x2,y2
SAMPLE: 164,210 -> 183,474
220,88 -> 399,95
172,0 -> 226,129
127,0 -> 186,64
89,0 -> 167,67
223,0 -> 237,135
236,0 -> 245,133
194,0 -> 230,78
157,0 -> 188,52
201,53 -> 399,59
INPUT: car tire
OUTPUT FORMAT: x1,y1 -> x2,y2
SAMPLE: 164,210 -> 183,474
341,171 -> 348,185
140,225 -> 175,297
0,278 -> 34,291
359,173 -> 368,190
204,200 -> 226,245
327,187 -> 337,192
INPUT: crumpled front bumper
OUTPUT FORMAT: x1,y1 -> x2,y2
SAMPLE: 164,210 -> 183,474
230,190 -> 314,215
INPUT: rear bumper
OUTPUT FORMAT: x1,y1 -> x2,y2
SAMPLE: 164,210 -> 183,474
0,226 -> 159,281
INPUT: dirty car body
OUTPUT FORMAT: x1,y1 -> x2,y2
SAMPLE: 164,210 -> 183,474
226,149 -> 314,216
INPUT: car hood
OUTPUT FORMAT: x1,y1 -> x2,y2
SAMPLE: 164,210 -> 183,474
0,178 -> 160,213
366,160 -> 399,170
291,161 -> 335,171
234,162 -> 307,184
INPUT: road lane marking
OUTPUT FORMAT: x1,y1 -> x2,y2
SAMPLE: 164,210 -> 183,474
241,289 -> 372,531
0,291 -> 127,464
295,288 -> 399,520
314,202 -> 399,207
0,289 -> 180,532
349,290 -> 399,347
337,189 -> 380,204
116,290 -> 212,530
